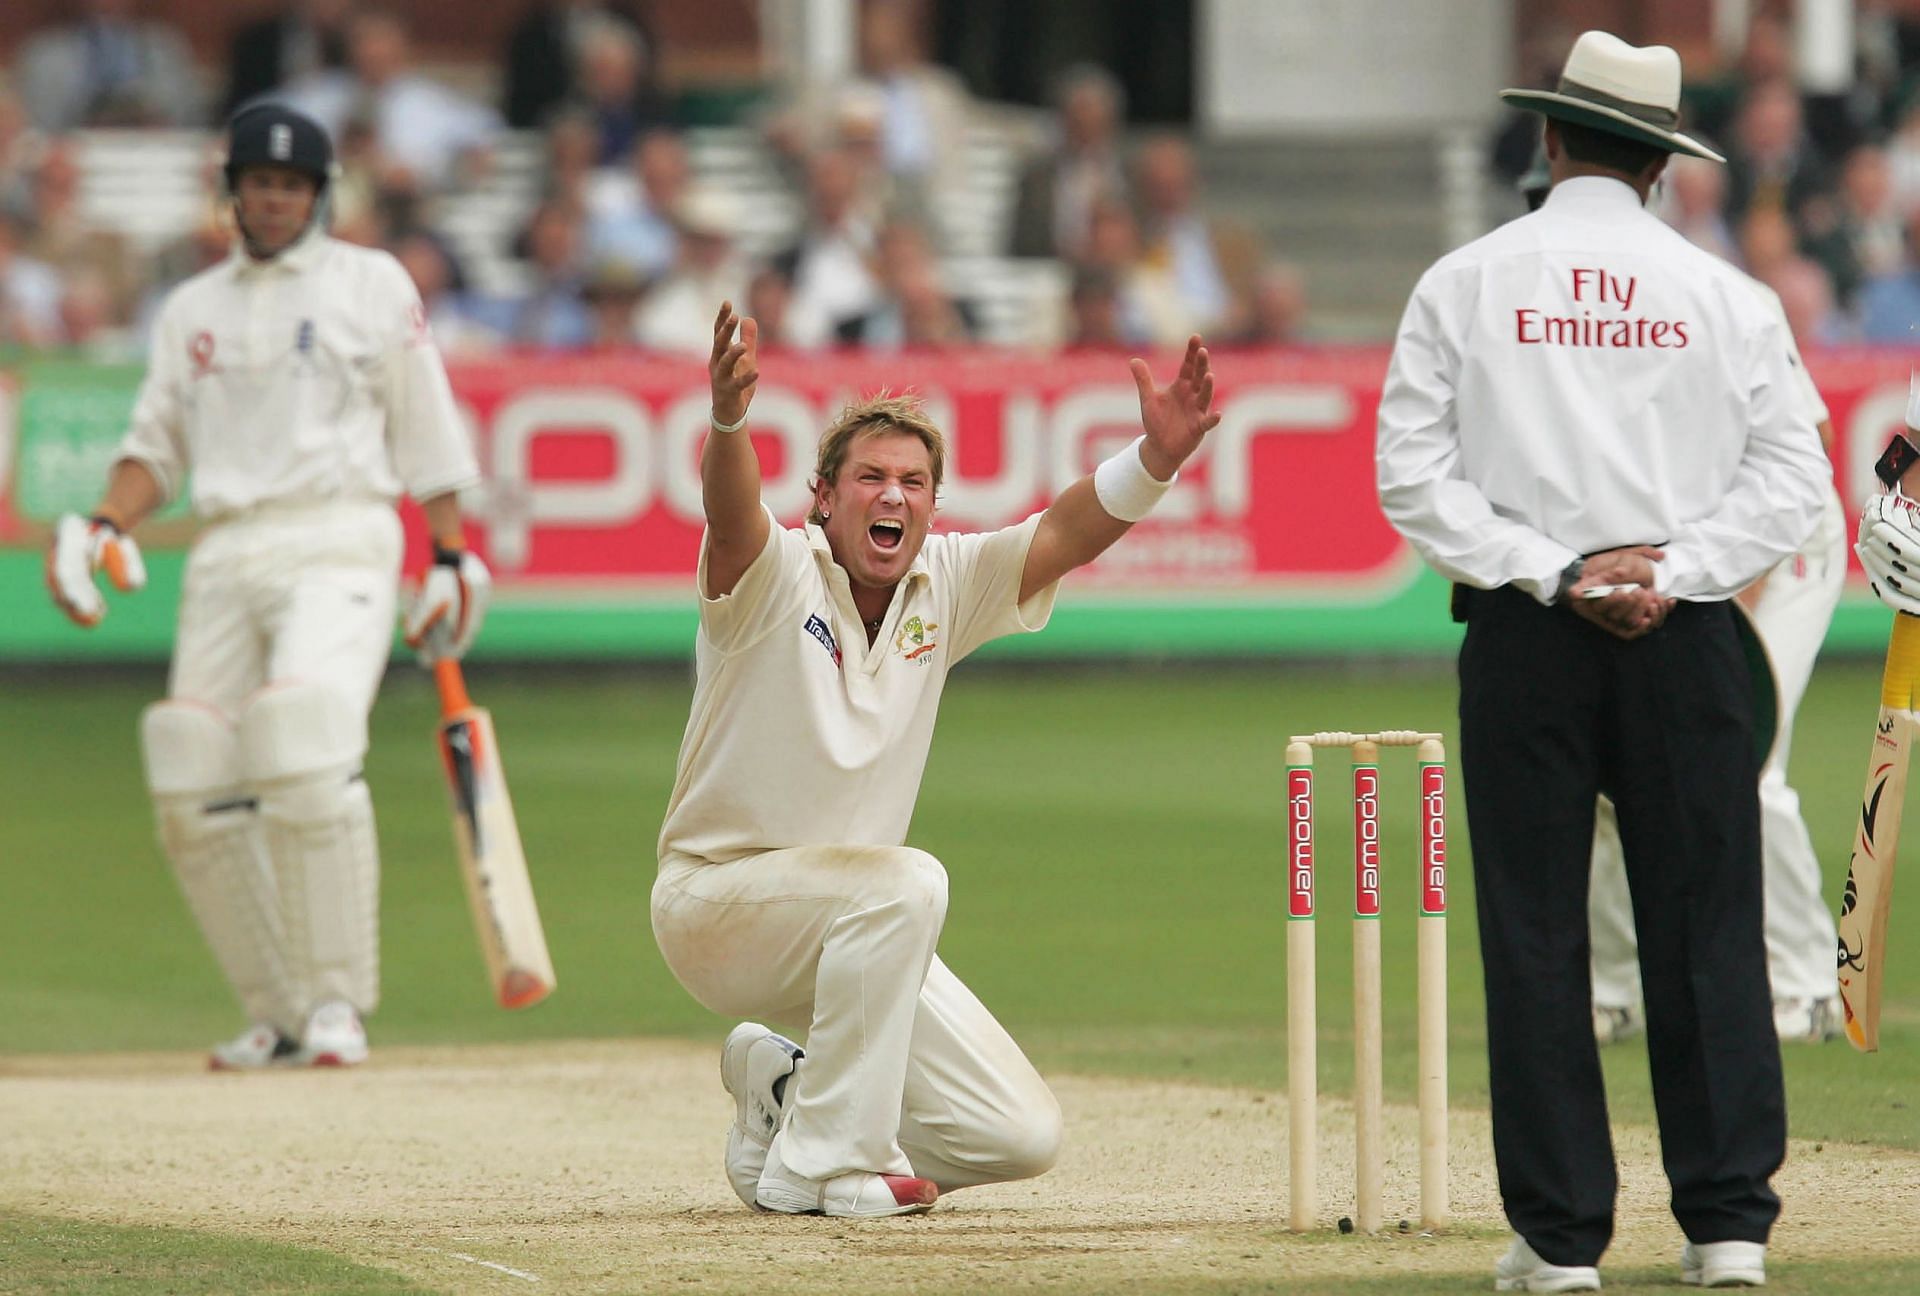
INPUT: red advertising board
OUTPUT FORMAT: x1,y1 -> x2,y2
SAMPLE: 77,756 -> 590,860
418,347 -> 1915,595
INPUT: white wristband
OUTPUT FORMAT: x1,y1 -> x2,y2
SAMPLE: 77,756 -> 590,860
1093,436 -> 1175,522
710,410 -> 748,434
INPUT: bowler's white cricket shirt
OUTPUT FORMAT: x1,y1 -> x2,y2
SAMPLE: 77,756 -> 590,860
115,232 -> 479,515
658,510 -> 1058,864
1377,176 -> 1831,602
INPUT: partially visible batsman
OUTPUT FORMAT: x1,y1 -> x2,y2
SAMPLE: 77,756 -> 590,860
653,302 -> 1220,1217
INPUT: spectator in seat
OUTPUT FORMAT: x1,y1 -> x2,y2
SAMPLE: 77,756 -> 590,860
0,211 -> 64,349
1654,149 -> 1739,265
0,89 -> 43,222
1856,208 -> 1920,343
1723,79 -> 1831,228
1063,267 -> 1127,350
392,229 -> 502,357
23,136 -> 143,328
839,221 -> 973,348
764,0 -> 971,219
1132,135 -> 1262,337
1081,194 -> 1183,346
581,256 -> 647,348
279,7 -> 501,193
585,128 -> 687,282
541,106 -> 604,208
503,0 -> 652,132
1802,144 -> 1905,307
856,0 -> 971,211
224,0 -> 352,118
1010,64 -> 1127,260
1762,258 -> 1850,346
745,261 -> 823,350
568,16 -> 671,167
57,265 -> 135,358
635,188 -> 750,353
15,0 -> 203,130
506,199 -> 593,348
776,148 -> 882,342
1229,262 -> 1311,346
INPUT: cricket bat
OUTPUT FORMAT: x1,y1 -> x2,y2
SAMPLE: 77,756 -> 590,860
435,658 -> 556,1010
1837,611 -> 1920,1051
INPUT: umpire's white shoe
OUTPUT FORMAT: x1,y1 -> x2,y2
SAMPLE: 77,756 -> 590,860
208,1024 -> 300,1071
720,1022 -> 804,1208
1772,995 -> 1843,1043
1494,1236 -> 1601,1292
296,1000 -> 368,1067
1681,1241 -> 1766,1287
1591,1002 -> 1645,1047
754,1131 -> 938,1218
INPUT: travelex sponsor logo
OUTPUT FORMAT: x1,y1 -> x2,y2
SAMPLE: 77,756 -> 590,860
803,613 -> 841,668
895,615 -> 939,663
1288,767 -> 1314,918
1420,763 -> 1447,915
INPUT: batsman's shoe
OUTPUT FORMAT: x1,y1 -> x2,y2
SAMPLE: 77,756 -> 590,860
721,1022 -> 805,1208
1494,1236 -> 1601,1292
1681,1241 -> 1765,1288
296,1000 -> 368,1068
1772,995 -> 1843,1044
1591,1002 -> 1645,1047
754,1131 -> 938,1219
208,1024 -> 301,1071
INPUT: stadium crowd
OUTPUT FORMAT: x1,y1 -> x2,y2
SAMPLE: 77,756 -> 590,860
4,2 -> 1920,357
0,0 -> 1305,359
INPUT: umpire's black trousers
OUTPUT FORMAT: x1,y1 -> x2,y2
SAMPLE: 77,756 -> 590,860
1457,586 -> 1785,1267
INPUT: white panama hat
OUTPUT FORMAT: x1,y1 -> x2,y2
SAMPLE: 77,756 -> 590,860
1501,30 -> 1724,164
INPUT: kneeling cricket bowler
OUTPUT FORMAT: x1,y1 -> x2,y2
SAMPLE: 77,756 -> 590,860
653,302 -> 1220,1216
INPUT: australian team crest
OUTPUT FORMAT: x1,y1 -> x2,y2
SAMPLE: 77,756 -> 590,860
894,615 -> 939,662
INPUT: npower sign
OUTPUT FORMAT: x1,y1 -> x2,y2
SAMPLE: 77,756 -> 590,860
443,350 -> 1409,592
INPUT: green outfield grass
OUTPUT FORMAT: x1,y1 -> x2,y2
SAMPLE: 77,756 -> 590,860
1,661 -> 1913,1142
2,660 -> 1917,1292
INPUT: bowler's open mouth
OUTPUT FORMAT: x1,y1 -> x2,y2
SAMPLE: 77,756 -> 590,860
870,519 -> 904,550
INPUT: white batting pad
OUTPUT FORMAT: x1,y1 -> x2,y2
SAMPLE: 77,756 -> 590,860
142,701 -> 298,1034
240,683 -> 380,1015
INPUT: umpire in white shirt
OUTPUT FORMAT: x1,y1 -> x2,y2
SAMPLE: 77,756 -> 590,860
1377,33 -> 1831,1293
47,104 -> 489,1071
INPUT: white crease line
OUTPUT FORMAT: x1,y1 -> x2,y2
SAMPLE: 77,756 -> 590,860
426,1247 -> 542,1283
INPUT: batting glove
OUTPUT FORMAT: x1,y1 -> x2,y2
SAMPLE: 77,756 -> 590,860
404,546 -> 491,662
1857,490 -> 1920,616
46,513 -> 146,627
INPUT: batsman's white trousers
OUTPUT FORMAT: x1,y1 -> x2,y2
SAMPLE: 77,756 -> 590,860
652,845 -> 1063,1191
1592,484 -> 1846,1007
163,500 -> 400,1024
170,500 -> 401,715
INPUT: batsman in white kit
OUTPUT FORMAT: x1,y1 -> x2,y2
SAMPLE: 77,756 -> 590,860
45,104 -> 489,1069
653,303 -> 1219,1217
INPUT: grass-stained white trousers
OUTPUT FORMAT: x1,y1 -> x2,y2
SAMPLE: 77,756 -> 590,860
653,845 -> 1062,1191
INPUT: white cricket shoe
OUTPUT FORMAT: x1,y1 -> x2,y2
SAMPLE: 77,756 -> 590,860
754,1130 -> 938,1219
1772,996 -> 1842,1044
1592,1002 -> 1645,1047
720,1022 -> 805,1208
1681,1240 -> 1766,1287
296,1000 -> 368,1067
208,1024 -> 300,1071
1494,1236 -> 1601,1292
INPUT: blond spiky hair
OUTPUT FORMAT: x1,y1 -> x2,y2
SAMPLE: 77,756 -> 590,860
808,392 -> 948,524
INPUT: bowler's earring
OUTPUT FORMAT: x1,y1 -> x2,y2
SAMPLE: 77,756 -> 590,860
822,511 -> 831,521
